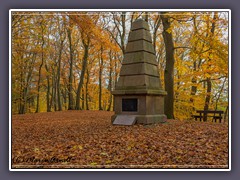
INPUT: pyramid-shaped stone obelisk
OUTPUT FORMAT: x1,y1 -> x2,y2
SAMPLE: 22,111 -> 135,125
112,19 -> 167,125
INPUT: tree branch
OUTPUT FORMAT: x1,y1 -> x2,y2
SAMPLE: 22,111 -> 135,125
174,46 -> 192,50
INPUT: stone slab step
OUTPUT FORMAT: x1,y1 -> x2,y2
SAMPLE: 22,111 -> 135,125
112,115 -> 137,125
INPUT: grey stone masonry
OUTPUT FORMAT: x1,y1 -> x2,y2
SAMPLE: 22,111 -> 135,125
111,19 -> 167,125
128,29 -> 152,42
122,51 -> 158,66
125,40 -> 155,54
131,19 -> 150,31
113,18 -> 164,93
120,63 -> 159,77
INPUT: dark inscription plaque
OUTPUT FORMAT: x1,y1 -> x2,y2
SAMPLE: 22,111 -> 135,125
122,98 -> 138,112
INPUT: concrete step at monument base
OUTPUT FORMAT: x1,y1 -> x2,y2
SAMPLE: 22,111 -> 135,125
111,114 -> 167,125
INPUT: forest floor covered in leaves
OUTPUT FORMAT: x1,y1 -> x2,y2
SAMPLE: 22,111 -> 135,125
11,111 -> 229,169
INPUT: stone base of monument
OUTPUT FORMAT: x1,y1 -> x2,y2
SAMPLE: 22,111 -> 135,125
111,92 -> 167,125
112,114 -> 167,125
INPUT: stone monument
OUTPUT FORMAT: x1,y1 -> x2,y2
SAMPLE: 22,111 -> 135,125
111,19 -> 167,125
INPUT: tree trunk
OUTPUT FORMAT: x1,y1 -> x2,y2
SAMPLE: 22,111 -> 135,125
190,17 -> 198,108
161,12 -> 175,119
144,12 -> 149,22
45,63 -> 51,112
75,38 -> 89,110
85,69 -> 90,110
121,12 -> 126,54
54,78 -> 57,111
98,47 -> 104,111
190,16 -> 204,113
203,12 -> 217,122
18,69 -> 23,114
81,88 -> 85,110
215,77 -> 227,110
190,61 -> 197,113
224,106 -> 229,123
107,51 -> 113,111
61,86 -> 67,110
203,78 -> 212,122
35,62 -> 43,113
67,28 -> 75,110
112,53 -> 119,111
50,70 -> 55,111
112,12 -> 126,55
57,39 -> 64,111
153,14 -> 161,53
18,53 -> 36,114
35,22 -> 45,113
19,87 -> 28,114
